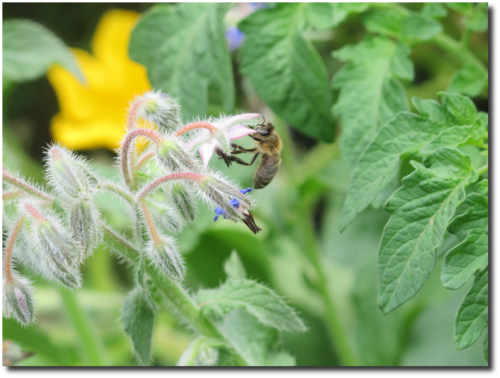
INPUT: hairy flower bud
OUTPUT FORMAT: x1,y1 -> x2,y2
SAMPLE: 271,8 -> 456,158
157,137 -> 200,173
129,91 -> 182,130
69,199 -> 101,258
169,182 -> 197,222
146,236 -> 185,281
45,145 -> 91,200
144,195 -> 184,234
3,275 -> 35,325
197,173 -> 252,221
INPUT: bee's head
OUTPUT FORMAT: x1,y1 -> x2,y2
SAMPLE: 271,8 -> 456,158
255,122 -> 274,137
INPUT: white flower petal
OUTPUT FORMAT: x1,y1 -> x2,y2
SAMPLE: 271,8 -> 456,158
199,141 -> 217,170
227,125 -> 256,140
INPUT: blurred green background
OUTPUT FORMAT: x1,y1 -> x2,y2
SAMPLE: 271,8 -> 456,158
2,3 -> 488,366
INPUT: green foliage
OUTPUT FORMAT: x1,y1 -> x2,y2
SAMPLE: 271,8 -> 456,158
2,19 -> 84,85
442,193 -> 488,289
121,286 -> 156,365
129,3 -> 234,119
332,36 -> 413,167
378,148 -> 477,313
198,278 -> 306,333
454,267 -> 488,350
224,250 -> 247,280
448,64 -> 488,97
239,3 -> 335,142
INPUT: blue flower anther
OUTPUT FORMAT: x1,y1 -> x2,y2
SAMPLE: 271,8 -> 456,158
239,188 -> 252,195
214,206 -> 226,222
229,198 -> 240,208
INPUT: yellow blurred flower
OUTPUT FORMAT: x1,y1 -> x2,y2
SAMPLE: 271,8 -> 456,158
48,9 -> 151,151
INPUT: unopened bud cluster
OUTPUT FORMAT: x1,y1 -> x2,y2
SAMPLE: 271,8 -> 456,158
3,90 -> 264,326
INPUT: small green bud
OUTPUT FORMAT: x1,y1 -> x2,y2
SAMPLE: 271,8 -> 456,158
46,145 -> 91,199
170,182 -> 197,222
157,138 -> 200,173
70,199 -> 101,258
3,276 -> 35,325
144,195 -> 184,234
177,337 -> 220,366
146,236 -> 185,281
37,221 -> 81,268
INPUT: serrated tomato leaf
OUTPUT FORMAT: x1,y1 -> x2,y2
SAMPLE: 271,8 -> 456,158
448,64 -> 488,97
239,4 -> 335,142
378,148 -> 478,313
214,308 -> 295,366
197,279 -> 306,332
340,92 -> 484,231
454,267 -> 488,350
442,193 -> 488,289
333,36 -> 413,168
129,3 -> 234,119
121,287 -> 156,366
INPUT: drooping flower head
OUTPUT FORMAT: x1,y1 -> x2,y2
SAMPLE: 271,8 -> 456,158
185,113 -> 264,170
212,187 -> 261,234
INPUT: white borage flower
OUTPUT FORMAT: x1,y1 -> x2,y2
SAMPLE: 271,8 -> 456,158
3,273 -> 36,326
44,144 -> 93,200
182,113 -> 264,170
145,235 -> 185,281
128,90 -> 182,130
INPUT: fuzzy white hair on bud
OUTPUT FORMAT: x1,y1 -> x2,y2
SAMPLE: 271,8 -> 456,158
144,195 -> 185,234
69,198 -> 103,259
156,135 -> 202,173
194,170 -> 254,221
44,144 -> 93,200
129,90 -> 182,130
20,199 -> 82,277
169,182 -> 198,222
145,235 -> 185,281
3,274 -> 36,325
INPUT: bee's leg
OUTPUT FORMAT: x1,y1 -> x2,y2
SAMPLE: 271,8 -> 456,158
249,135 -> 263,142
230,143 -> 257,153
225,153 -> 260,166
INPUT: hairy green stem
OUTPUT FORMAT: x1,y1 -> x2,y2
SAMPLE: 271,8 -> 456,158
59,289 -> 108,366
100,182 -> 136,207
101,225 -> 249,366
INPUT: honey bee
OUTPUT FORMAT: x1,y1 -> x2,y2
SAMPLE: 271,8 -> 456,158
216,121 -> 282,189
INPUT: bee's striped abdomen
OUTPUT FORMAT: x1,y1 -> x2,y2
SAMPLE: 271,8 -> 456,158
253,153 -> 281,189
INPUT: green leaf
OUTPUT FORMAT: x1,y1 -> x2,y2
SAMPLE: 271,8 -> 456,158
239,3 -> 335,142
363,8 -> 404,37
454,267 -> 488,350
364,10 -> 441,42
378,148 -> 478,313
177,337 -> 220,366
3,19 -> 84,83
465,3 -> 488,32
442,193 -> 488,289
447,3 -> 474,15
400,13 -> 442,42
2,317 -> 79,366
438,92 -> 478,125
421,125 -> 483,154
448,64 -> 488,97
224,250 -> 247,280
129,3 -> 234,119
215,308 -> 295,366
333,36 -> 413,167
476,179 -> 488,196
121,287 -> 156,365
483,331 -> 488,363
197,279 -> 306,332
306,3 -> 369,29
421,3 -> 448,19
